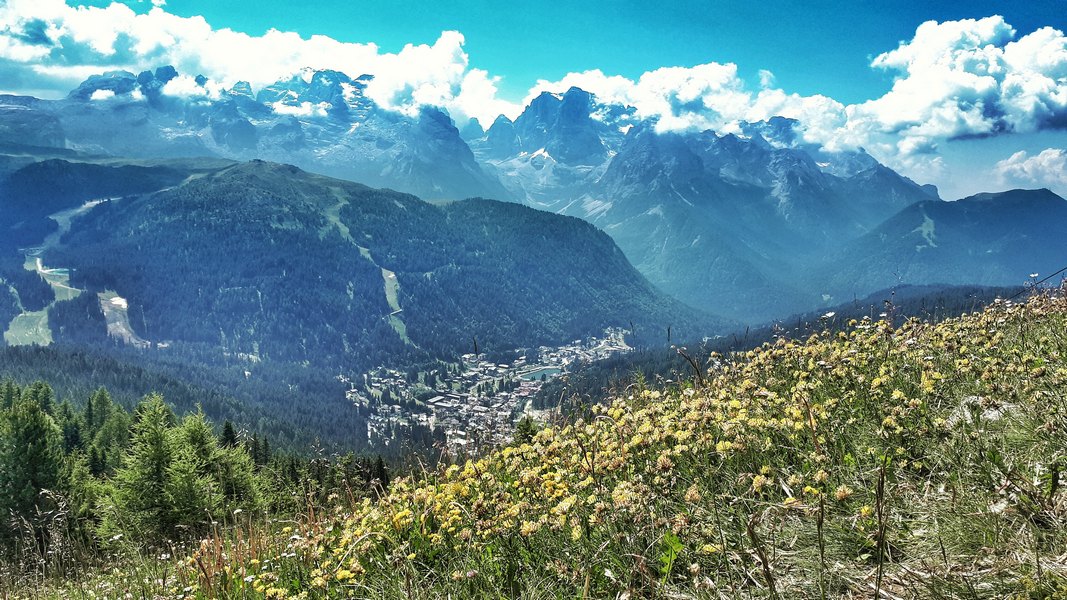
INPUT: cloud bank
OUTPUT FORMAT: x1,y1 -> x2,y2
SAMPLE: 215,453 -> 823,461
995,148 -> 1067,189
0,3 -> 1065,185
525,17 -> 1067,172
0,0 -> 490,120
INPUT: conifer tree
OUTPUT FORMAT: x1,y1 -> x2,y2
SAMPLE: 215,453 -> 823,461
259,437 -> 270,466
22,381 -> 54,415
0,389 -> 64,535
215,445 -> 261,513
84,388 -> 113,436
220,420 -> 238,447
514,415 -> 538,444
83,392 -> 95,435
64,452 -> 105,545
56,400 -> 83,452
104,395 -> 175,540
178,410 -> 260,513
0,378 -> 18,411
88,446 -> 106,477
371,455 -> 390,493
164,444 -> 219,531
92,407 -> 132,475
177,409 -> 216,467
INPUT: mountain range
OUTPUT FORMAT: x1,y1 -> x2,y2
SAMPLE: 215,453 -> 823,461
1,65 -> 1065,326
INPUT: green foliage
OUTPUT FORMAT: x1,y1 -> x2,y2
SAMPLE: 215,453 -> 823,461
220,419 -> 237,447
98,397 -> 261,544
0,384 -> 63,539
48,293 -> 107,346
48,161 -> 714,373
102,395 -> 179,542
513,415 -> 538,445
0,374 -> 395,600
63,452 -> 105,546
164,443 -> 221,532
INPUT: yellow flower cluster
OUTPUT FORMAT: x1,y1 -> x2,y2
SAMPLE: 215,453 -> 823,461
224,292 -> 1067,597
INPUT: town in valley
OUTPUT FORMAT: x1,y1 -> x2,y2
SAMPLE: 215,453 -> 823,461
342,328 -> 630,454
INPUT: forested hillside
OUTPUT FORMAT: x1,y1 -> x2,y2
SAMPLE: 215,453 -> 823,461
47,160 -> 718,368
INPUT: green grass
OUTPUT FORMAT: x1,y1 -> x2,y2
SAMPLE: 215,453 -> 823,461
8,291 -> 1067,599
3,256 -> 82,346
3,309 -> 52,346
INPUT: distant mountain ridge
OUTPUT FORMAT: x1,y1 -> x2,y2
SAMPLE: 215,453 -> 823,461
0,158 -> 718,369
2,67 -> 506,201
1,66 -> 1063,323
826,188 -> 1067,293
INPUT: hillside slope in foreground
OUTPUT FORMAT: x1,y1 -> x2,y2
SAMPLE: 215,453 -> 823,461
48,291 -> 1067,598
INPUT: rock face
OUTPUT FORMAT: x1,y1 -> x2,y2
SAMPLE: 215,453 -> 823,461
2,66 -> 1061,324
475,116 -> 933,320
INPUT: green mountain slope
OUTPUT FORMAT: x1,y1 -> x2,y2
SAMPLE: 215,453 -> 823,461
826,188 -> 1067,296
45,160 -> 720,369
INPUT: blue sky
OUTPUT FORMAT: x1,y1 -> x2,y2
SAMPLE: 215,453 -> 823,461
1,0 -> 1066,198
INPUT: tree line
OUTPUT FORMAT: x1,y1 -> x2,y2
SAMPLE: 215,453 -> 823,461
0,378 -> 392,567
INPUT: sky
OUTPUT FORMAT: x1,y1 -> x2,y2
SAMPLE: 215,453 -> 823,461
0,0 -> 1065,198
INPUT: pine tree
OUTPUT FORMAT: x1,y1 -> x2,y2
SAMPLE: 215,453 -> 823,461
514,416 -> 538,444
88,446 -> 106,477
0,390 -> 64,535
93,407 -> 132,474
259,437 -> 270,467
22,381 -> 55,415
104,395 -> 176,541
177,410 -> 260,513
89,388 -> 113,432
83,392 -> 95,436
64,452 -> 105,545
83,388 -> 113,439
178,409 -> 217,467
0,378 -> 18,411
371,455 -> 390,494
220,420 -> 238,447
247,434 -> 260,465
165,444 -> 219,531
215,445 -> 261,513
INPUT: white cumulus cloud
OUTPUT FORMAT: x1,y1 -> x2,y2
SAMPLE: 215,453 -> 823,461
994,148 -> 1067,190
160,73 -> 224,99
89,88 -> 114,101
0,2 -> 1065,192
0,0 -> 514,123
851,17 -> 1067,142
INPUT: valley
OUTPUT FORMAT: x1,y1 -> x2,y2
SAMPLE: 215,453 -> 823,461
0,156 -> 717,454
3,199 -> 104,345
0,164 -> 654,457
